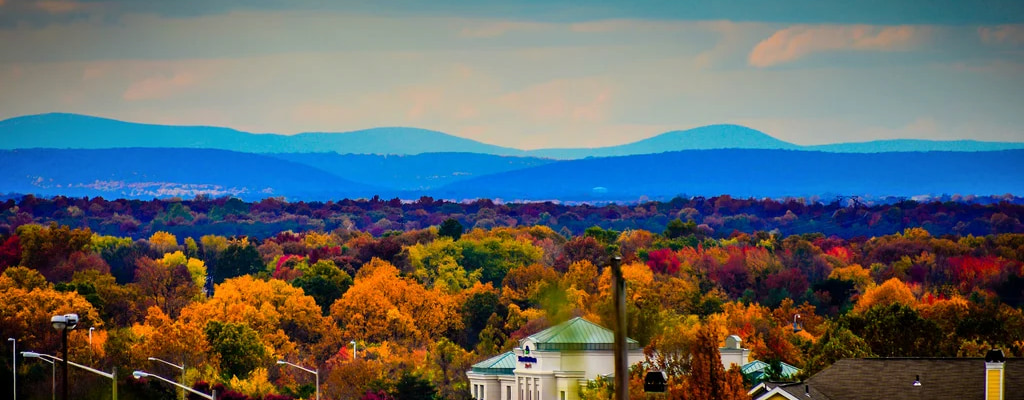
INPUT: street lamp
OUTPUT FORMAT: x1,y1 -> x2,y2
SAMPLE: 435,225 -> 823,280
51,313 -> 78,400
276,360 -> 319,400
22,352 -> 116,400
21,352 -> 55,400
89,327 -> 95,346
147,357 -> 185,400
133,370 -> 215,400
8,338 -> 15,400
350,340 -> 357,360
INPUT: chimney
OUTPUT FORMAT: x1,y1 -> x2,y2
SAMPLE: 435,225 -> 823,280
985,349 -> 1005,400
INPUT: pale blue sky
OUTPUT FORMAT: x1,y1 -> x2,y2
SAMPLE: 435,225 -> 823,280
0,0 -> 1022,148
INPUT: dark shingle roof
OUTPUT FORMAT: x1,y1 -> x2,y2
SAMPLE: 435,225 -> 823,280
525,317 -> 640,351
791,358 -> 1024,400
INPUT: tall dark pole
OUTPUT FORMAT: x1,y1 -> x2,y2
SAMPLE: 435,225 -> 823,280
61,330 -> 69,400
611,256 -> 627,400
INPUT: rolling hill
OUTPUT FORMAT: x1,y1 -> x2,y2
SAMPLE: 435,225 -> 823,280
0,148 -> 385,200
4,113 -> 1023,159
1,147 -> 1021,201
265,152 -> 555,190
0,113 -> 526,156
430,149 -> 1024,200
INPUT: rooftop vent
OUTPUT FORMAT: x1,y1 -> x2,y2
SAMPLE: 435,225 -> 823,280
985,349 -> 1006,363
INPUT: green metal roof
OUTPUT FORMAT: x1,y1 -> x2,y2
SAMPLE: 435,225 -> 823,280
741,360 -> 801,384
471,351 -> 517,375
525,317 -> 640,351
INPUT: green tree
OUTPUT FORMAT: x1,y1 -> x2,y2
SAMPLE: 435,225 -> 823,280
292,259 -> 352,315
438,218 -> 464,241
845,303 -> 943,357
213,243 -> 263,284
802,322 -> 873,377
204,320 -> 268,379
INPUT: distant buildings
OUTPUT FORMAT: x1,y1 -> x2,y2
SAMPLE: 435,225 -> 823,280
750,349 -> 1020,400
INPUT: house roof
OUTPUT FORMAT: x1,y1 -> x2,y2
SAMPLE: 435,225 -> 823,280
471,351 -> 517,375
524,317 -> 640,351
741,360 -> 801,384
774,358 -> 1024,400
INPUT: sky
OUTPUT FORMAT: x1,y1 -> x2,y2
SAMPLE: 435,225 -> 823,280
0,0 -> 1022,149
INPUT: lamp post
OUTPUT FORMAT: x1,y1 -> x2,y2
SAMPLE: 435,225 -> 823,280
277,360 -> 319,400
8,338 -> 15,400
22,352 -> 116,400
89,328 -> 95,346
610,256 -> 627,400
21,352 -> 55,400
51,313 -> 78,400
147,357 -> 185,400
133,371 -> 214,400
350,340 -> 357,360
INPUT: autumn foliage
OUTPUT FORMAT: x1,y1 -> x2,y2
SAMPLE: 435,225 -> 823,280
0,195 -> 1023,399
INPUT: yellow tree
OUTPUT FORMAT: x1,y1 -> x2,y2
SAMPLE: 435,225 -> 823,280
853,278 -> 917,313
178,275 -> 338,366
149,231 -> 180,254
0,268 -> 101,354
330,258 -> 460,346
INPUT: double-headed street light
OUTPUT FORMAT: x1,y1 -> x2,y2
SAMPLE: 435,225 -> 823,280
21,352 -> 55,400
22,352 -> 116,400
133,371 -> 215,400
51,313 -> 78,400
276,360 -> 319,400
147,357 -> 185,400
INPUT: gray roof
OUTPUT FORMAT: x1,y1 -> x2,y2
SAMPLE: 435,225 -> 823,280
777,358 -> 1024,400
525,317 -> 640,351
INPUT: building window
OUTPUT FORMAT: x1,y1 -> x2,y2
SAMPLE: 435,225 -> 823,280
561,391 -> 566,400
507,386 -> 512,400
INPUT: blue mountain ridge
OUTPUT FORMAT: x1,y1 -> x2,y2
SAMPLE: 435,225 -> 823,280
429,149 -> 1024,201
0,148 -> 388,201
3,113 -> 1023,158
1,147 -> 1021,201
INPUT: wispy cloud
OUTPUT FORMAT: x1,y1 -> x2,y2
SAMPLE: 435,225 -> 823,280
122,72 -> 197,101
458,20 -> 550,38
35,0 -> 85,13
978,24 -> 1024,46
748,24 -> 932,67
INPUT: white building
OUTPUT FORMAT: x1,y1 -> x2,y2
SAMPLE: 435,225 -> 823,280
467,317 -> 759,400
467,317 -> 644,400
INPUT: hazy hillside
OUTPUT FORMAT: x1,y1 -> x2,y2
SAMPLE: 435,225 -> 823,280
0,113 -> 526,156
431,149 -> 1024,200
266,152 -> 554,190
807,139 -> 1024,153
527,124 -> 802,158
0,148 -> 384,200
5,113 -> 1023,159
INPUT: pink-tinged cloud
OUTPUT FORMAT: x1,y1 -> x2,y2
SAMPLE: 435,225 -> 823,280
978,24 -> 1024,46
122,72 -> 197,101
748,25 -> 931,67
458,21 -> 549,38
496,78 -> 613,124
36,1 -> 84,13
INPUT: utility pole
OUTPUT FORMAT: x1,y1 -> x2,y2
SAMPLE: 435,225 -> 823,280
611,256 -> 628,400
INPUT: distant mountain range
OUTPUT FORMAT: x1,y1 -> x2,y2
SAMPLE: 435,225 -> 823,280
0,148 -> 382,200
2,148 -> 1021,201
3,113 -> 1023,158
